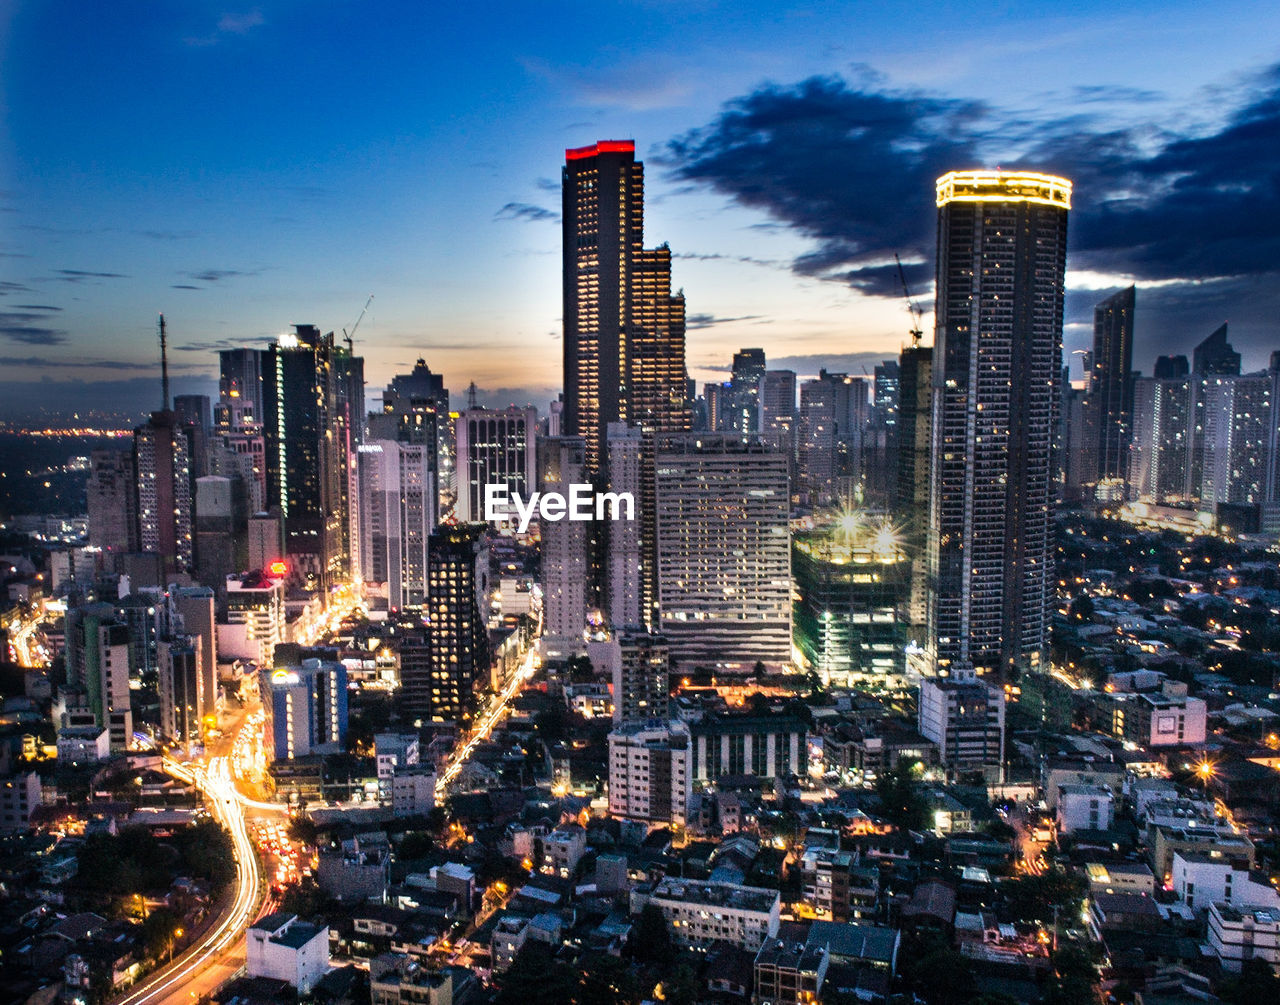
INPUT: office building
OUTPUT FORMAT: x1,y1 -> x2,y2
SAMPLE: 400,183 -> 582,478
792,517 -> 910,687
263,658 -> 349,762
158,637 -> 203,744
370,359 -> 450,502
217,348 -> 265,433
357,441 -> 435,610
760,370 -> 798,487
927,170 -> 1071,680
917,675 -> 1006,777
561,139 -> 687,476
194,474 -> 249,593
607,721 -> 692,827
538,436 -> 589,657
728,348 -> 767,433
86,449 -> 138,558
263,325 -> 361,590
171,585 -> 219,718
654,433 -> 791,668
134,410 -> 195,574
1207,904 -> 1280,974
895,340 -> 932,632
689,712 -> 808,782
64,603 -> 134,750
417,524 -> 490,724
1187,324 -> 1242,499
635,878 -> 780,951
246,913 -> 331,993
1129,362 -> 1191,504
219,571 -> 286,666
1082,286 -> 1136,497
610,631 -> 670,725
606,424 -> 644,629
454,406 -> 537,524
1200,367 -> 1276,509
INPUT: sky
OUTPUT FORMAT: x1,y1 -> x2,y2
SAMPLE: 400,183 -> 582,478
2,0 -> 1279,419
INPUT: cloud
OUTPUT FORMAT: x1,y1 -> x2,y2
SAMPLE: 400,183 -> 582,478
185,8 -> 264,46
0,281 -> 32,295
674,251 -> 786,270
174,336 -> 276,353
665,65 -> 1280,336
686,312 -> 765,329
54,269 -> 128,282
183,268 -> 259,283
171,284 -> 201,290
0,355 -> 153,370
495,202 -> 560,224
11,304 -> 61,311
136,229 -> 199,241
0,312 -> 68,345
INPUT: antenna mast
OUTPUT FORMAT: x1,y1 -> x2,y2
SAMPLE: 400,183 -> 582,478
158,313 -> 170,409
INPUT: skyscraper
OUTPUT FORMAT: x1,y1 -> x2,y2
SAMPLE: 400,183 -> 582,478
357,441 -> 435,610
729,348 -> 767,433
1082,286 -> 1136,496
610,631 -> 671,726
539,436 -> 590,657
895,341 -> 932,635
561,140 -> 688,476
262,325 -> 360,591
1129,363 -> 1191,504
927,170 -> 1071,681
217,348 -> 265,433
421,524 -> 490,724
654,433 -> 791,668
158,637 -> 203,745
606,423 -> 644,630
1187,324 -> 1242,500
87,448 -> 138,558
134,410 -> 194,574
454,406 -> 537,524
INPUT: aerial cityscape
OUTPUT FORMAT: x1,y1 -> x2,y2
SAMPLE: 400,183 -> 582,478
3,5 -> 1280,1005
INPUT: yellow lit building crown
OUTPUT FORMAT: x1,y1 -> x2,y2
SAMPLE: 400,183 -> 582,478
936,170 -> 1072,209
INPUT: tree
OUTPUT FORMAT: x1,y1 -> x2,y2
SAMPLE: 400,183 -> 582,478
1002,867 -> 1087,925
874,761 -> 929,831
626,904 -> 673,966
140,907 -> 183,959
902,946 -> 974,1005
1217,956 -> 1280,1004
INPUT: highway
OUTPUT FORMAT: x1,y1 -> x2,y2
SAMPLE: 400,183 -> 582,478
115,755 -> 263,1005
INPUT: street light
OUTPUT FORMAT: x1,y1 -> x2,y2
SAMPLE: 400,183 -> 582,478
168,927 -> 184,963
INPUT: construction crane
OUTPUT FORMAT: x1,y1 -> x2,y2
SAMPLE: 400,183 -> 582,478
342,294 -> 374,353
894,254 -> 924,347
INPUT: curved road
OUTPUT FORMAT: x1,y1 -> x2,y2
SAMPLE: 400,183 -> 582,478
114,756 -> 263,1005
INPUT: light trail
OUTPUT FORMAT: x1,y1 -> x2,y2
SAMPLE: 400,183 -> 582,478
116,755 -> 262,1005
436,649 -> 537,796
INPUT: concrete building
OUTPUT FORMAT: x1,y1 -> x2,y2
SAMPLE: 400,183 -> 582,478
1173,850 -> 1280,914
611,631 -> 670,726
608,721 -> 692,828
1207,903 -> 1280,974
654,433 -> 791,668
246,912 -> 330,993
263,658 -> 349,762
1055,785 -> 1115,834
158,637 -> 203,744
56,726 -> 111,764
64,603 -> 134,750
358,441 -> 436,610
455,406 -> 537,524
220,571 -> 285,666
0,771 -> 41,832
86,449 -> 138,558
917,676 -> 1006,777
605,423 -> 644,630
634,878 -> 780,951
690,712 -> 808,782
538,436 -> 589,658
369,954 -> 453,1005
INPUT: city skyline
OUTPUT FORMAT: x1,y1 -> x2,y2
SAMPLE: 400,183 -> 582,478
3,2 -> 1280,420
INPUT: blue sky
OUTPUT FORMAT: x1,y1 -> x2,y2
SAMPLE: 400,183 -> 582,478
2,1 -> 1279,417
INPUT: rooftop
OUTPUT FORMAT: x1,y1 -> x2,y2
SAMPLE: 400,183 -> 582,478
651,878 -> 779,914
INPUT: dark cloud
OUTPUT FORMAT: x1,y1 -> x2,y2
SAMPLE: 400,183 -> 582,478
186,269 -> 258,282
495,202 -> 560,224
0,355 -> 152,370
174,336 -> 276,353
686,312 -> 765,329
666,66 -> 1280,324
171,284 -> 202,290
0,312 -> 68,345
0,281 -> 33,295
674,251 -> 785,270
54,269 -> 128,282
535,177 -> 561,193
10,304 -> 60,312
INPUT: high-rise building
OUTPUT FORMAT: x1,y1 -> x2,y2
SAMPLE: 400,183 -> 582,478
64,603 -> 134,750
217,348 -> 265,433
194,474 -> 249,594
799,378 -> 838,504
918,675 -> 1006,777
539,437 -> 590,657
158,637 -> 203,744
357,440 -> 435,610
1082,286 -> 1136,496
760,369 -> 797,452
927,170 -> 1071,680
134,410 -> 194,574
1187,324 -> 1241,500
262,658 -> 348,762
729,348 -> 767,433
561,140 -> 687,475
1200,369 -> 1275,509
610,631 -> 670,725
654,433 -> 791,668
1129,365 -> 1192,504
263,325 -> 360,590
419,524 -> 490,724
171,585 -> 219,719
86,448 -> 138,558
173,394 -> 212,478
219,571 -> 286,667
455,407 -> 537,524
895,342 -> 932,632
606,424 -> 644,630
607,721 -> 691,827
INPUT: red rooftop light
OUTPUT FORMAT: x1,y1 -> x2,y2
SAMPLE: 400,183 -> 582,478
565,139 -> 635,161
